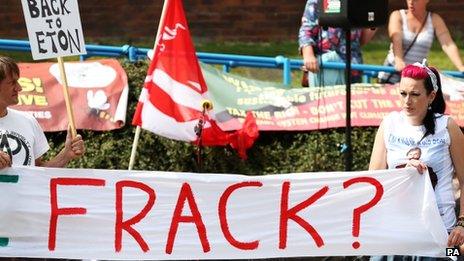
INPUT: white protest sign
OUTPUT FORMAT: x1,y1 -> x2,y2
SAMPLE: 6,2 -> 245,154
20,0 -> 87,60
0,167 -> 449,259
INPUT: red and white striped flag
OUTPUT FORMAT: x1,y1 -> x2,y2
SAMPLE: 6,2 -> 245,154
132,0 -> 258,159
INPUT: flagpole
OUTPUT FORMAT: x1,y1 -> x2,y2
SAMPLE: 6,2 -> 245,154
57,56 -> 77,138
128,126 -> 141,170
195,100 -> 212,172
128,0 -> 170,171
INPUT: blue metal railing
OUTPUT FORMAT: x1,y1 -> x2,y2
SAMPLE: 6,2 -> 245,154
1,39 -> 463,86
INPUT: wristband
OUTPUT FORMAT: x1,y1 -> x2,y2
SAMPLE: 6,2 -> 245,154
456,220 -> 464,228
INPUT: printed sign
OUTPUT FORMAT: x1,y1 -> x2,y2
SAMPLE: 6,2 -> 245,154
12,59 -> 128,131
0,167 -> 449,259
20,0 -> 86,60
323,0 -> 341,13
200,64 -> 464,131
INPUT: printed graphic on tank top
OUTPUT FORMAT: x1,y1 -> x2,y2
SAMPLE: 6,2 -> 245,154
383,111 -> 456,231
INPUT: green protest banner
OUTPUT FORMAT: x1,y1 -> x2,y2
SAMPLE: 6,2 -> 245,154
202,64 -> 464,131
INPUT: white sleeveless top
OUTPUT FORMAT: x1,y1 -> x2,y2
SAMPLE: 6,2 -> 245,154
383,111 -> 455,230
386,10 -> 435,66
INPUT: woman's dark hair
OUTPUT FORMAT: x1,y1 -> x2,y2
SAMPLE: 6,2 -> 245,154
401,65 -> 446,139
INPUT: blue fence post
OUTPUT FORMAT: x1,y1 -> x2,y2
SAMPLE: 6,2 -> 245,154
127,46 -> 137,62
283,57 -> 291,86
276,55 -> 291,86
362,74 -> 369,83
225,61 -> 236,73
121,44 -> 130,61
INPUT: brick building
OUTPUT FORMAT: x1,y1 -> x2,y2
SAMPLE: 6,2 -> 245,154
1,0 -> 463,42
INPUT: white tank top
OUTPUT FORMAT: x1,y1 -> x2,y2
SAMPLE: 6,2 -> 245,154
386,10 -> 435,66
383,111 -> 455,230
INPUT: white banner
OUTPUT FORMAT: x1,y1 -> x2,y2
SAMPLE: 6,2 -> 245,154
0,167 -> 449,259
20,0 -> 86,60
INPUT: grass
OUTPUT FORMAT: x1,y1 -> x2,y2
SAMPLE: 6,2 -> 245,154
3,37 -> 464,86
195,38 -> 464,86
195,39 -> 464,70
196,41 -> 299,57
362,40 -> 464,71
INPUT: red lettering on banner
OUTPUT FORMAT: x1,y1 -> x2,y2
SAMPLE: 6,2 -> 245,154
279,182 -> 328,249
48,178 -> 106,251
218,181 -> 263,250
343,177 -> 384,249
166,183 -> 210,254
115,181 -> 156,252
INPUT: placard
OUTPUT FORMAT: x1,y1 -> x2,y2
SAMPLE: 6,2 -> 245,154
20,0 -> 87,60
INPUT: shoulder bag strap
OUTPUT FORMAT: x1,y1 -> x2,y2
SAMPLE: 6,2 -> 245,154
404,11 -> 429,57
384,12 -> 429,83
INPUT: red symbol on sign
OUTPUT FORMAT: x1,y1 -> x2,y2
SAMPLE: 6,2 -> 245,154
343,177 -> 384,249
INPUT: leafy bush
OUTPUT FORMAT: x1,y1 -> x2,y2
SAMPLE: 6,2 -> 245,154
44,59 -> 377,174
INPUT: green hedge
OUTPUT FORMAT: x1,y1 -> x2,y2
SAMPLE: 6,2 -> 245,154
44,60 -> 378,174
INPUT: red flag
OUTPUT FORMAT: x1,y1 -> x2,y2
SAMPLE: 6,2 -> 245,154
132,0 -> 258,159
